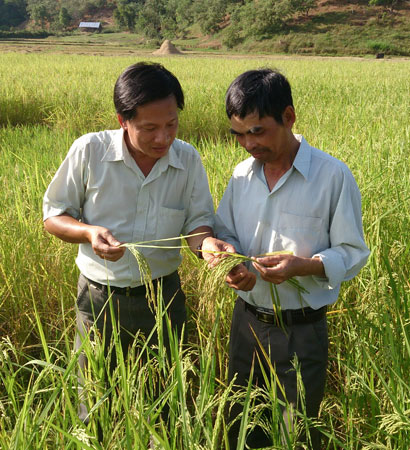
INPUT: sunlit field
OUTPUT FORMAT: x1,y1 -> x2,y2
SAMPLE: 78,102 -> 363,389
0,53 -> 409,449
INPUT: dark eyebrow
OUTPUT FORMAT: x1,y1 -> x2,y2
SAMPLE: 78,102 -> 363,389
141,117 -> 178,127
230,126 -> 263,136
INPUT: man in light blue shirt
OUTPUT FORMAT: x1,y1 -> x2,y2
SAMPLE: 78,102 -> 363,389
203,69 -> 369,449
43,62 -> 214,429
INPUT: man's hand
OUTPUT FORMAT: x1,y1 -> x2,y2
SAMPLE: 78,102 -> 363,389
89,226 -> 126,262
252,254 -> 325,284
201,236 -> 236,268
201,237 -> 256,292
226,264 -> 256,291
44,214 -> 126,262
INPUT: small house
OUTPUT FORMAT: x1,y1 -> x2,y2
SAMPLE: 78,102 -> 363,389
79,22 -> 102,33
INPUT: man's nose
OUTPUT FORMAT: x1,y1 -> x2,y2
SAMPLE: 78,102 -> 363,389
153,128 -> 169,144
244,135 -> 257,151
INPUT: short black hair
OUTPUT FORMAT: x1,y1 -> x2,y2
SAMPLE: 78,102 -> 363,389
114,62 -> 184,121
225,68 -> 293,124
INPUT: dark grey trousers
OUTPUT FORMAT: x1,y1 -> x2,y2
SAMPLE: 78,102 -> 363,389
75,271 -> 186,423
228,298 -> 328,450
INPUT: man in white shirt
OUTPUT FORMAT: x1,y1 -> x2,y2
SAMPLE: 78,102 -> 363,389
43,62 -> 215,425
203,69 -> 369,449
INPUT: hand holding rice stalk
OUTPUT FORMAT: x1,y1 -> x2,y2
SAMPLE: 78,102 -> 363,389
121,236 -> 308,331
200,248 -> 308,330
200,248 -> 307,292
120,232 -> 208,297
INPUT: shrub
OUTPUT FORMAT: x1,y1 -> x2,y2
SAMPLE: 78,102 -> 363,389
366,39 -> 393,53
0,30 -> 52,39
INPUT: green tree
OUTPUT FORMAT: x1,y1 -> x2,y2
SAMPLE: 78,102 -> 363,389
175,0 -> 195,36
0,0 -> 28,28
26,0 -> 57,29
159,0 -> 179,38
369,0 -> 399,12
222,23 -> 242,48
60,0 -> 103,22
135,0 -> 165,38
192,0 -> 228,34
114,0 -> 140,31
236,0 -> 291,38
288,0 -> 317,17
59,7 -> 71,29
29,5 -> 51,29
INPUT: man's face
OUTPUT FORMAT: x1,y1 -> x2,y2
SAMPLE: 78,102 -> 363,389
119,95 -> 179,162
230,108 -> 294,165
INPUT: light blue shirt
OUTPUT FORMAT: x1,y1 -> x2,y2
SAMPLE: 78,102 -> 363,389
215,135 -> 369,310
43,129 -> 214,287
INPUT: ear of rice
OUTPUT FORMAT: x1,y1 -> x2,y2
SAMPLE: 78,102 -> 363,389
123,243 -> 155,305
123,238 -> 309,328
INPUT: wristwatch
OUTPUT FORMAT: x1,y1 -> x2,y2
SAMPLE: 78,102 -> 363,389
196,242 -> 203,259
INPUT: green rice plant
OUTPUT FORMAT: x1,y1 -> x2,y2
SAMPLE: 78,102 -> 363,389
0,280 -> 254,449
123,235 -> 308,333
1,53 -> 409,448
201,249 -> 308,333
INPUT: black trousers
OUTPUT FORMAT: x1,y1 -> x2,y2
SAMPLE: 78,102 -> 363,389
228,298 -> 328,449
75,271 -> 186,423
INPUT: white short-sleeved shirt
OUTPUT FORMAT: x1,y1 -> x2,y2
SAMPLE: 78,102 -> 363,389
215,135 -> 369,310
43,129 -> 214,287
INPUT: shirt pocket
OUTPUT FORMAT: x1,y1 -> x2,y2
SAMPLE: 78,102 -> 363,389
277,211 -> 324,257
157,206 -> 186,241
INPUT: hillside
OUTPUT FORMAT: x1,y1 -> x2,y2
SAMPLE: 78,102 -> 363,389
0,0 -> 409,57
224,0 -> 410,56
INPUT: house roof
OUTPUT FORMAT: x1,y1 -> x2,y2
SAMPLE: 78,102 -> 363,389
79,22 -> 101,28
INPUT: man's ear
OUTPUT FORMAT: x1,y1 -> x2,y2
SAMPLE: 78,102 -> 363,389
117,114 -> 127,130
282,105 -> 296,128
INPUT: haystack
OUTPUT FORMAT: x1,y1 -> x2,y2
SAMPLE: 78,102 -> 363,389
153,40 -> 183,55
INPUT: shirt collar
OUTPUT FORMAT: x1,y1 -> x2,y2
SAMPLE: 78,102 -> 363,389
249,134 -> 312,181
101,129 -> 185,171
101,129 -> 127,162
292,134 -> 311,181
167,141 -> 185,170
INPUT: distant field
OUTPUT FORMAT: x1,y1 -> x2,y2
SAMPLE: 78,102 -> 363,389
1,20 -> 410,58
0,53 -> 409,448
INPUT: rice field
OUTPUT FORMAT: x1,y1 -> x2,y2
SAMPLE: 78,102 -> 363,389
0,52 -> 409,449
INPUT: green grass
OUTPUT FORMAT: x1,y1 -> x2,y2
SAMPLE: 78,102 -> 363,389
0,53 -> 409,448
218,5 -> 410,57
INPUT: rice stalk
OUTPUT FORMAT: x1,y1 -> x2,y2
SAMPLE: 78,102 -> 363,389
120,243 -> 155,305
120,233 -> 209,306
200,250 -> 309,333
123,237 -> 308,334
200,249 -> 308,293
270,283 -> 287,331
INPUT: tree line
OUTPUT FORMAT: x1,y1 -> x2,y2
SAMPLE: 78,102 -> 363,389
0,0 -> 402,42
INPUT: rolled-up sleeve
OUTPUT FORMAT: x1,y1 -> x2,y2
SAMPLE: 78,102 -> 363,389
313,167 -> 369,289
43,139 -> 87,221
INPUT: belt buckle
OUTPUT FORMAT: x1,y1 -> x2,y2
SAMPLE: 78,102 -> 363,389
88,282 -> 99,291
256,307 -> 276,324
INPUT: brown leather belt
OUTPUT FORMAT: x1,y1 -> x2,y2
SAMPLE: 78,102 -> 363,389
241,298 -> 327,326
